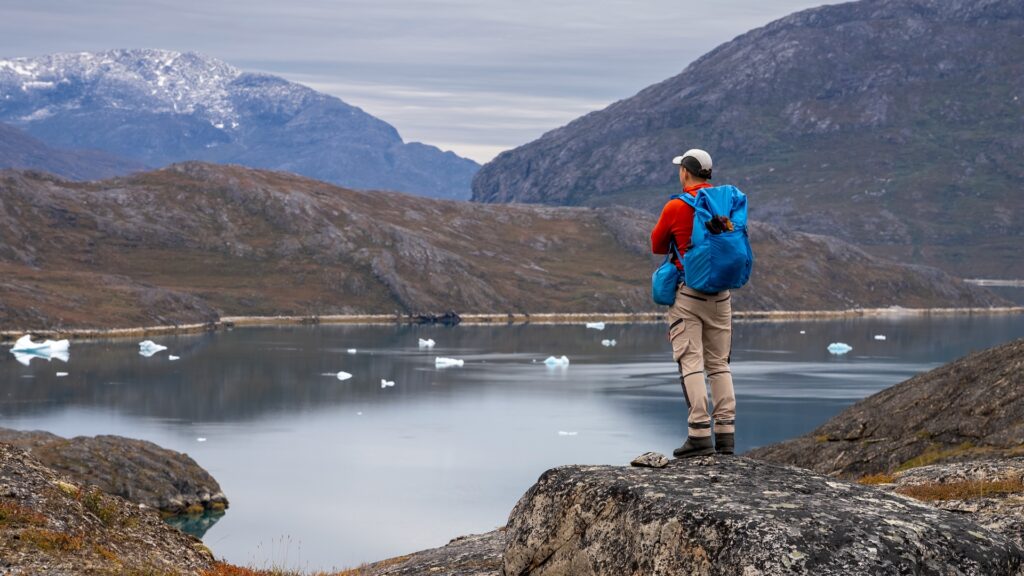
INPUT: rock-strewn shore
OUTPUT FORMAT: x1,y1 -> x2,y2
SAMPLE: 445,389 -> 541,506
0,428 -> 227,516
0,443 -> 215,574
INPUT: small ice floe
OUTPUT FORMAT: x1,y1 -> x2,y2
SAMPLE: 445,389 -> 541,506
827,342 -> 853,355
55,372 -> 68,377
168,355 -> 181,361
418,338 -> 436,348
380,379 -> 395,388
799,330 -> 806,335
336,371 -> 353,381
196,437 -> 207,442
435,357 -> 464,368
874,335 -> 887,341
357,411 -> 363,416
585,322 -> 605,330
347,348 -> 357,354
601,339 -> 617,347
12,335 -> 70,353
558,431 -> 578,436
544,355 -> 570,367
138,340 -> 168,357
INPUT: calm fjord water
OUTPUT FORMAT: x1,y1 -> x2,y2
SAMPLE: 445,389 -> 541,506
3,316 -> 1023,570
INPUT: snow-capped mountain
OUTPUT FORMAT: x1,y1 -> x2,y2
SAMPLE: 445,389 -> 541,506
0,49 -> 478,199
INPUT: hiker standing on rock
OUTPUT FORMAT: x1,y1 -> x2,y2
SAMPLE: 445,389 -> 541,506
650,149 -> 753,458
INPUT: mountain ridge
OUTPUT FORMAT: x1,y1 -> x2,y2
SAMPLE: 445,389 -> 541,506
0,162 -> 1003,330
471,0 -> 1024,277
0,49 -> 479,199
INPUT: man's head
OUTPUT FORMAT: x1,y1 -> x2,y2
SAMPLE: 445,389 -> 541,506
672,149 -> 712,186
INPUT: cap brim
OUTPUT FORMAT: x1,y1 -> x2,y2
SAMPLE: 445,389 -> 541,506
671,156 -> 685,165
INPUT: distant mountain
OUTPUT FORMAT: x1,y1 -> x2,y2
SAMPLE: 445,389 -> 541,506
472,0 -> 1024,277
0,122 -> 145,180
0,49 -> 478,199
0,163 -> 1001,330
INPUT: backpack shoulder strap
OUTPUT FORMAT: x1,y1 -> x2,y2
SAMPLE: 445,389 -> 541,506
670,193 -> 697,208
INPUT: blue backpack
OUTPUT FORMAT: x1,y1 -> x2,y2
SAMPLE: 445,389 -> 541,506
676,185 -> 753,295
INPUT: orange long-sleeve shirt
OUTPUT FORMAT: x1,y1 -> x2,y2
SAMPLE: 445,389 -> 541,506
650,183 -> 713,270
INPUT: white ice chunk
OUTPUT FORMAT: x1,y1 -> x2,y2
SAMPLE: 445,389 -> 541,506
168,355 -> 180,361
585,322 -> 605,330
138,340 -> 168,357
55,372 -> 68,377
196,437 -> 207,442
799,330 -> 806,335
418,338 -> 436,348
12,334 -> 69,353
544,355 -> 570,367
435,357 -> 464,368
601,339 -> 617,347
357,411 -> 363,416
380,379 -> 395,388
336,371 -> 353,381
347,348 -> 357,354
827,342 -> 853,355
874,335 -> 887,341
558,431 -> 578,436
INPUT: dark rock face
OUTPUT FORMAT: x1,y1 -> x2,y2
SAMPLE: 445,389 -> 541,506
356,530 -> 505,576
502,457 -> 1024,576
0,428 -> 227,515
0,49 -> 478,199
471,0 -> 1024,277
747,338 -> 1024,477
0,443 -> 214,574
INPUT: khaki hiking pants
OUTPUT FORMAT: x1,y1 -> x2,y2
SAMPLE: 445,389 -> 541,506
667,284 -> 736,439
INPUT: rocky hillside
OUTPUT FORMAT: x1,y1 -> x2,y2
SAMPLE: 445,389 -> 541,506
0,443 -> 215,575
0,49 -> 478,199
0,163 -> 1003,330
0,122 -> 145,180
748,338 -> 1024,477
472,0 -> 1024,278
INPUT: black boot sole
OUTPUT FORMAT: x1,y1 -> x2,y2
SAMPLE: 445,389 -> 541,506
673,447 -> 716,458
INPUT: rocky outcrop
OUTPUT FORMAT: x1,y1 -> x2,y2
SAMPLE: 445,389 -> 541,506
0,428 -> 227,516
0,443 -> 214,575
351,530 -> 505,576
501,456 -> 1024,576
747,338 -> 1024,478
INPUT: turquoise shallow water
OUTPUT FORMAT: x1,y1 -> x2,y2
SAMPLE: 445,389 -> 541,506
2,315 -> 1023,570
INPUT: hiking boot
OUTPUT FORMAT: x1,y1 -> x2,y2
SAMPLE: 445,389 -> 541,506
672,436 -> 715,459
715,432 -> 735,455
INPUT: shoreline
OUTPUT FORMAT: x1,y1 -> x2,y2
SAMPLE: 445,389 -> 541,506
1,306 -> 1022,341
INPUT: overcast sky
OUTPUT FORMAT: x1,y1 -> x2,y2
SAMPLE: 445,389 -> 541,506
1,0 -> 845,163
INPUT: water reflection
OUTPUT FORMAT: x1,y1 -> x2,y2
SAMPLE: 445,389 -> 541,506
165,510 -> 225,539
1,316 -> 1022,570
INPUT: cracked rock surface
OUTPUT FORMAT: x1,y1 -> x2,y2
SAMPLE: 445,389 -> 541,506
501,457 -> 1024,576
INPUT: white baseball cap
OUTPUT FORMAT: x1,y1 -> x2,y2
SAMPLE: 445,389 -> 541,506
672,149 -> 713,178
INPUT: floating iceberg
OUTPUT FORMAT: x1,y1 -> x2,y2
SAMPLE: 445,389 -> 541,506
336,371 -> 353,381
55,372 -> 68,377
544,355 -> 570,367
799,330 -> 806,335
196,437 -> 207,442
558,431 -> 578,436
827,342 -> 853,355
138,340 -> 168,357
601,339 -> 617,347
10,335 -> 70,365
168,355 -> 181,361
12,335 -> 69,353
347,348 -> 357,354
874,335 -> 887,341
435,357 -> 464,368
380,379 -> 395,388
585,322 -> 605,330
418,338 -> 436,348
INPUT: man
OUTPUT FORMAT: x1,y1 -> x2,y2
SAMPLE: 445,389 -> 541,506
650,149 -> 736,458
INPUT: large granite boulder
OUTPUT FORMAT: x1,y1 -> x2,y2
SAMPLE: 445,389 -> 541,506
0,428 -> 227,516
502,457 -> 1024,576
